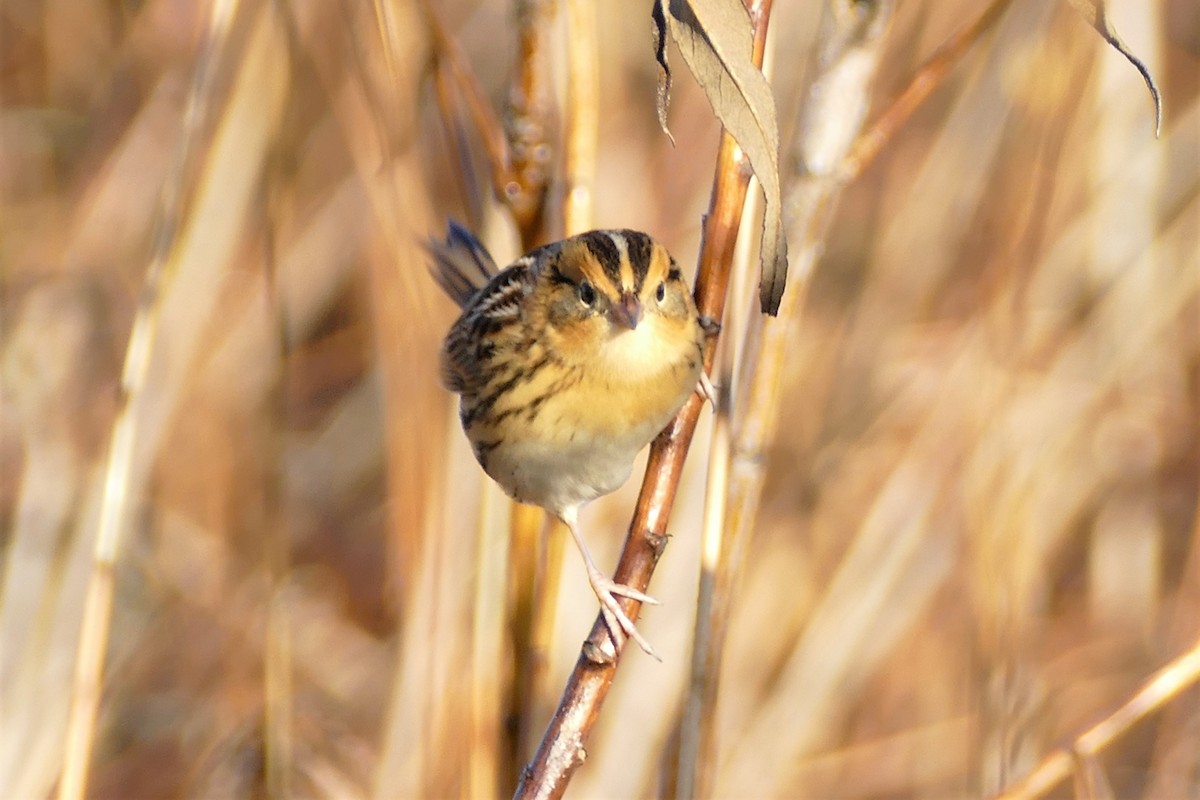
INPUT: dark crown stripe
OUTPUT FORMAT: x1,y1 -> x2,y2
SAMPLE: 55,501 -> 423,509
581,230 -> 623,285
622,231 -> 653,292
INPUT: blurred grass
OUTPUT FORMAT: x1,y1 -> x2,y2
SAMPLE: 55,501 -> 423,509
1,0 -> 1198,797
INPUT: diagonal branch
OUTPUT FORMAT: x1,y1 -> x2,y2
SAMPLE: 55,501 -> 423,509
839,0 -> 1015,182
994,632 -> 1200,799
512,2 -> 775,797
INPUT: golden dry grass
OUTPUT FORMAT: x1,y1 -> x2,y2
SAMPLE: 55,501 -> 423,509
1,0 -> 1198,797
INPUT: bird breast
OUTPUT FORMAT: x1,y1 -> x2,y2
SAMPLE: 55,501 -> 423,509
469,325 -> 701,515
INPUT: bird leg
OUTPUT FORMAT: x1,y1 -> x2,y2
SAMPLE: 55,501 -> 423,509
561,512 -> 660,659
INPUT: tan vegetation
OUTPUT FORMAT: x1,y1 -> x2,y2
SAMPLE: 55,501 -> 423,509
1,0 -> 1197,797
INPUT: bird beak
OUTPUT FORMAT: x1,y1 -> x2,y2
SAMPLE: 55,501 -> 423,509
611,291 -> 642,330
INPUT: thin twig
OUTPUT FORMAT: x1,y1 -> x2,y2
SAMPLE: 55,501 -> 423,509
839,0 -> 1015,182
1143,494 -> 1200,791
512,3 -> 775,797
55,2 -> 242,797
995,634 -> 1200,799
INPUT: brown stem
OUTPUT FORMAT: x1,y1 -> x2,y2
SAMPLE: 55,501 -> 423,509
840,0 -> 1015,181
510,0 -> 599,772
994,633 -> 1200,799
671,2 -> 896,796
670,0 -> 1013,790
506,505 -> 556,779
512,3 -> 774,797
56,5 -> 247,798
423,0 -> 556,245
563,0 -> 598,236
505,0 -> 556,244
422,2 -> 512,213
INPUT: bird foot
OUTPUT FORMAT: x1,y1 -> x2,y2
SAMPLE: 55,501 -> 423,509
586,566 -> 662,661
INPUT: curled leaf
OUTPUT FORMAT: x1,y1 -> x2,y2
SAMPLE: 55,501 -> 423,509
652,1 -> 675,143
653,0 -> 788,314
1065,0 -> 1162,136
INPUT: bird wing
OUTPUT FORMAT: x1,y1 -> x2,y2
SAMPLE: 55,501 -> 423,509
439,261 -> 532,394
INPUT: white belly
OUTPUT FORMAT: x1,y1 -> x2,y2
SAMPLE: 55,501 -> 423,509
467,318 -> 702,516
483,417 -> 663,516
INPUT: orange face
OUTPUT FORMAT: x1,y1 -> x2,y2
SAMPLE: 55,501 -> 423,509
532,231 -> 699,378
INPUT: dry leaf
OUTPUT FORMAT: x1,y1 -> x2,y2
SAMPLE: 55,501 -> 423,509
653,0 -> 789,314
652,1 -> 676,145
1065,0 -> 1162,135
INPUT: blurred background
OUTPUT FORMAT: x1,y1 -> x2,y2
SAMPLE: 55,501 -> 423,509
1,0 -> 1197,797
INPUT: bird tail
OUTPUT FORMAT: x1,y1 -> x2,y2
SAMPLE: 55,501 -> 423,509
427,220 -> 499,309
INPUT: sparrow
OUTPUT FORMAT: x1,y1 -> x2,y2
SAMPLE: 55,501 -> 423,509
430,221 -> 710,655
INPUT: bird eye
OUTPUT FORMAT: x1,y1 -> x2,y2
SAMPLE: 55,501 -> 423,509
655,281 -> 666,303
578,280 -> 596,307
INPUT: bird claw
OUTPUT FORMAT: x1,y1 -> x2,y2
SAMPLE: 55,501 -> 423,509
588,568 -> 661,660
696,371 -> 718,411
